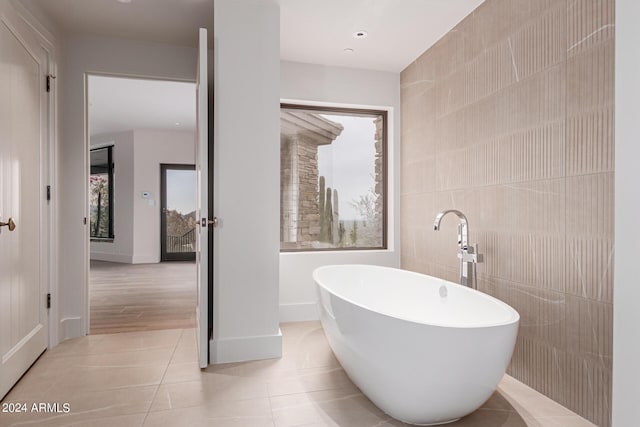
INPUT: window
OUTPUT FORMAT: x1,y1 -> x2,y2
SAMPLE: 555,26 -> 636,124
280,104 -> 387,251
89,146 -> 114,239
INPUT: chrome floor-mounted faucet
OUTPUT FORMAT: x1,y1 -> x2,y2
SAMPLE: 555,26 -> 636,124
433,210 -> 483,289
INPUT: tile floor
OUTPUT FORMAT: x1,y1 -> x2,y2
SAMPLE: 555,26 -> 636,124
0,322 -> 597,427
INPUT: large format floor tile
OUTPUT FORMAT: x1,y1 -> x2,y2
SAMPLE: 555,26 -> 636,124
1,322 -> 597,427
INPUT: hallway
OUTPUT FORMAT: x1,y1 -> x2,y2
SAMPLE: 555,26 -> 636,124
90,261 -> 196,334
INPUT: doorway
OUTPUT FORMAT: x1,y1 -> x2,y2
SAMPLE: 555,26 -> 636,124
87,74 -> 198,334
161,164 -> 197,261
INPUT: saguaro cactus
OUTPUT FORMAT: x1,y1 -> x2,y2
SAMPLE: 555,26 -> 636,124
332,189 -> 339,244
325,187 -> 333,242
338,221 -> 346,245
319,176 -> 327,241
318,176 -> 341,244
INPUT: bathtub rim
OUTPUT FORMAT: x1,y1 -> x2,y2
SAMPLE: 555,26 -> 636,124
313,264 -> 520,330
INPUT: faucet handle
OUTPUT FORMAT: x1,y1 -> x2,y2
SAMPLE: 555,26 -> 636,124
473,243 -> 484,263
459,243 -> 484,263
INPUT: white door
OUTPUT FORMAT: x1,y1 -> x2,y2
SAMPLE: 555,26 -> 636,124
0,17 -> 48,398
195,28 -> 210,368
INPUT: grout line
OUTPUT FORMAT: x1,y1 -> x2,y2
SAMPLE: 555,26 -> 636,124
267,394 -> 276,426
141,328 -> 184,425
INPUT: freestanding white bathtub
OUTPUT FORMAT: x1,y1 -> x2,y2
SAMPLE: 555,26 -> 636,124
313,265 -> 519,426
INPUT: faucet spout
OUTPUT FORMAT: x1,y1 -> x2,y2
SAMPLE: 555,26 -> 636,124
433,209 -> 468,248
432,209 -> 482,289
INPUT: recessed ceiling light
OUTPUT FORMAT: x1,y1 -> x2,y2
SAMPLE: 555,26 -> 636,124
353,31 -> 368,39
343,48 -> 354,54
116,0 -> 132,4
175,122 -> 181,126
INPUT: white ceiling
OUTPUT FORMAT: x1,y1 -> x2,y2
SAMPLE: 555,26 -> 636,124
280,0 -> 485,72
22,0 -> 484,73
88,76 -> 195,137
20,0 -> 214,47
24,0 -> 484,135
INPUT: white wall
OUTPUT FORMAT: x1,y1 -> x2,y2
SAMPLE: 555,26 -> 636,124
89,129 -> 195,264
212,0 -> 281,363
10,0 -> 61,38
612,2 -> 640,425
90,131 -> 135,263
279,61 -> 401,322
132,129 -> 195,263
58,34 -> 199,340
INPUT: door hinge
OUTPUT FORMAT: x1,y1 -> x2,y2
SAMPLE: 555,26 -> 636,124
46,293 -> 51,309
83,217 -> 87,225
46,185 -> 51,201
46,74 -> 56,93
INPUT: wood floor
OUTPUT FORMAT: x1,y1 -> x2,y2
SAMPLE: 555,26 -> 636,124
90,260 -> 196,334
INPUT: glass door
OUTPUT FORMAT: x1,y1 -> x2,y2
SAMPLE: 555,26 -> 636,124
160,164 -> 197,261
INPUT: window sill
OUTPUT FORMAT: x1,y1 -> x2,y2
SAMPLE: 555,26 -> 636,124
90,238 -> 114,243
280,247 -> 392,254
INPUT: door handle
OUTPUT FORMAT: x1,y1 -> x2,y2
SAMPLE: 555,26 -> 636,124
201,217 -> 218,228
0,217 -> 16,231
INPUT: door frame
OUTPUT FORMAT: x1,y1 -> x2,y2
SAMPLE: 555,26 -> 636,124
83,72 -> 198,335
160,163 -> 196,262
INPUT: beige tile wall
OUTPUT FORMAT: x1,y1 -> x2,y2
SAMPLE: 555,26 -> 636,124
400,0 -> 614,426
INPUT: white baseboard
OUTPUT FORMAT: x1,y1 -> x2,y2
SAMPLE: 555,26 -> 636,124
90,252 -> 132,263
131,255 -> 159,264
89,253 -> 159,264
210,330 -> 282,364
59,316 -> 83,340
279,302 -> 319,323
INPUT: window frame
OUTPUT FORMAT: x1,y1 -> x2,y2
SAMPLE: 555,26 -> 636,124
89,145 -> 115,241
280,103 -> 388,252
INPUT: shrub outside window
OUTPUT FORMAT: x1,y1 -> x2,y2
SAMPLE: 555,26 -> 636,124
280,104 -> 387,251
89,146 -> 114,239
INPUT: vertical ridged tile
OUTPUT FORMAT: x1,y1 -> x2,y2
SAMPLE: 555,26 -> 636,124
477,230 -> 513,282
499,282 -> 567,349
565,236 -> 614,302
511,0 -> 565,31
563,351 -> 612,427
499,122 -> 565,183
566,107 -> 614,175
509,336 -> 567,405
567,40 -> 614,116
566,40 -> 614,176
510,3 -> 566,81
400,0 -> 613,424
478,0 -> 513,48
505,180 -> 565,234
566,296 -> 613,368
458,11 -> 489,65
508,234 -> 565,292
507,63 -> 566,133
464,42 -> 515,106
401,156 -> 436,196
567,0 -> 615,56
566,173 -> 614,236
565,173 -> 614,302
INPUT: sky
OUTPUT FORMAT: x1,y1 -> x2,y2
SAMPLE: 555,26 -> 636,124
317,114 -> 377,220
166,169 -> 196,214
